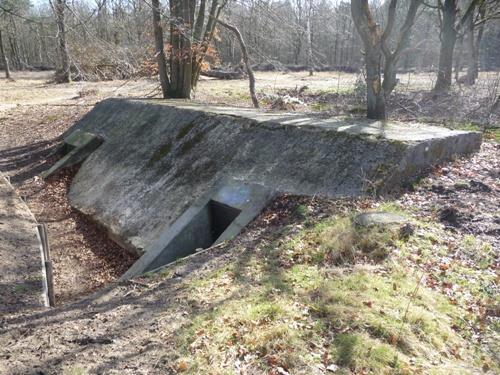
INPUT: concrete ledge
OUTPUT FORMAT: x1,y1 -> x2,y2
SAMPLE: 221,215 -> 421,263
40,130 -> 102,179
0,173 -> 48,312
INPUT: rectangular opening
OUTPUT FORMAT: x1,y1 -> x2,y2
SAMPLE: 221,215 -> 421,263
189,199 -> 241,251
60,143 -> 76,156
143,199 -> 241,272
209,200 -> 242,242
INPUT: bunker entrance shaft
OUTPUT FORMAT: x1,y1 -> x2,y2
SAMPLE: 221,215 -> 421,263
179,199 -> 242,258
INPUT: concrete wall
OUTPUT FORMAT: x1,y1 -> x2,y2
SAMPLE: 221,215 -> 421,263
65,99 -> 481,256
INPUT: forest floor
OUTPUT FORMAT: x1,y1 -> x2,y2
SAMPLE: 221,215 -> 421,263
0,70 -> 498,374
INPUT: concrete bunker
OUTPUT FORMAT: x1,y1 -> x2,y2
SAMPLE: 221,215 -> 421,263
123,180 -> 274,278
50,98 -> 481,278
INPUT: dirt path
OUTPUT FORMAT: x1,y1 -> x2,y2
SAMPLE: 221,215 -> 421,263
0,174 -> 46,314
0,75 -> 138,305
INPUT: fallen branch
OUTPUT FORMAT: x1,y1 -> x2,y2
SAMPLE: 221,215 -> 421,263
217,19 -> 259,108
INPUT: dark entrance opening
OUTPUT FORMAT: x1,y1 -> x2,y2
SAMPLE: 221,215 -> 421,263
187,199 -> 242,251
209,200 -> 241,242
141,199 -> 242,272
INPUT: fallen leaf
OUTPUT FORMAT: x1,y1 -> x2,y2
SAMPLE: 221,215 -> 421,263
326,364 -> 339,372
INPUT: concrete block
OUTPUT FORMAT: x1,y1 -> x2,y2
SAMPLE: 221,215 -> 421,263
40,130 -> 102,179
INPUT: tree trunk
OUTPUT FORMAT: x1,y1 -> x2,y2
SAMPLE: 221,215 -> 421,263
464,13 -> 476,85
306,1 -> 313,76
54,0 -> 71,83
472,12 -> 486,82
0,30 -> 11,79
365,47 -> 386,119
383,55 -> 397,95
434,0 -> 457,93
351,0 -> 386,119
152,0 -> 171,98
464,4 -> 486,85
218,20 -> 259,108
169,0 -> 195,98
454,35 -> 463,82
9,16 -> 22,69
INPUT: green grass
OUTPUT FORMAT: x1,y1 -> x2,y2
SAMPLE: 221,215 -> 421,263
310,102 -> 330,112
158,209 -> 494,374
446,121 -> 500,143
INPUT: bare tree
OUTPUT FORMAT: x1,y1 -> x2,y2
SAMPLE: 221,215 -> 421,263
462,0 -> 499,85
433,0 -> 481,92
351,0 -> 422,120
53,0 -> 71,83
152,0 -> 227,99
381,0 -> 421,95
217,19 -> 259,108
152,0 -> 170,98
306,0 -> 313,75
0,29 -> 11,78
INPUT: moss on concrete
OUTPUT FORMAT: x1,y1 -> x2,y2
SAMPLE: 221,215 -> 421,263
147,140 -> 173,167
176,121 -> 196,140
179,131 -> 205,156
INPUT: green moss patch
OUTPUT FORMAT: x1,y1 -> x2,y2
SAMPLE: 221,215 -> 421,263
147,140 -> 172,167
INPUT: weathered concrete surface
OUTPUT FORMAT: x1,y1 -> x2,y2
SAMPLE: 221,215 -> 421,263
40,130 -> 102,179
65,98 -> 481,256
123,179 -> 274,277
0,174 -> 47,313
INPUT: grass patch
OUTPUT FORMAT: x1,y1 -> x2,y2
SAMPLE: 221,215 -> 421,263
283,216 -> 398,266
156,206 -> 494,374
310,102 -> 330,112
446,121 -> 500,142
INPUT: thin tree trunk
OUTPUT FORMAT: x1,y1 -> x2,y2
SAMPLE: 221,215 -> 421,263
434,0 -> 458,92
217,20 -> 259,108
464,4 -> 486,85
382,0 -> 421,95
152,0 -> 170,98
191,0 -> 223,89
0,30 -> 11,79
54,0 -> 71,83
351,0 -> 386,119
9,16 -> 22,69
473,13 -> 486,82
454,35 -> 463,82
306,0 -> 313,76
365,47 -> 386,119
464,13 -> 476,85
383,55 -> 397,95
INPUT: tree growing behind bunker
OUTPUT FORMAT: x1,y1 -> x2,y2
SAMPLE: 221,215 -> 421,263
0,1 -> 499,374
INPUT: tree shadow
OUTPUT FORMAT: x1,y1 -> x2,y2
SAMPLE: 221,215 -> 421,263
0,137 -> 62,185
